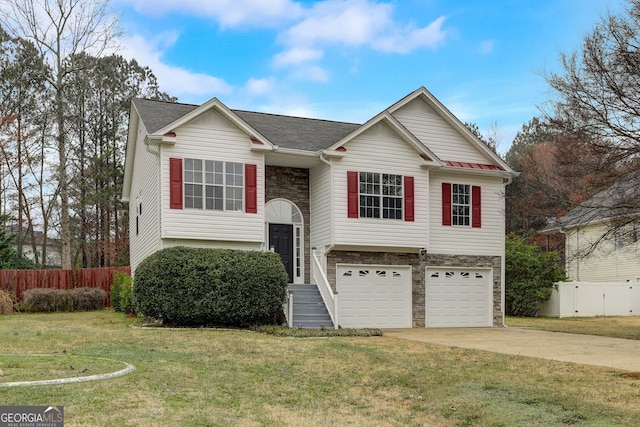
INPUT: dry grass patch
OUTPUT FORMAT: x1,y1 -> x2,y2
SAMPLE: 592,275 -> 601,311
0,289 -> 14,314
506,316 -> 640,340
1,312 -> 639,426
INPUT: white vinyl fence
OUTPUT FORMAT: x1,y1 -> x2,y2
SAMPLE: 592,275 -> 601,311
539,281 -> 640,318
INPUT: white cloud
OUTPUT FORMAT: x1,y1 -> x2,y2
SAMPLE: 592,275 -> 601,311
245,77 -> 275,96
274,47 -> 324,67
374,16 -> 447,54
118,0 -> 303,28
272,0 -> 448,80
281,0 -> 393,47
478,40 -> 494,55
121,33 -> 232,101
294,65 -> 330,83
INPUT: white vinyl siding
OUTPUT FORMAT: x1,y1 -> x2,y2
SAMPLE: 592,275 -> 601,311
332,122 -> 428,249
393,98 -> 491,164
129,124 -> 161,272
160,110 -> 264,243
565,223 -> 640,282
429,172 -> 504,256
310,163 -> 332,250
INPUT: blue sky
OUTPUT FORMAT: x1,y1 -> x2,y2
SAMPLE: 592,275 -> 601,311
113,0 -> 626,153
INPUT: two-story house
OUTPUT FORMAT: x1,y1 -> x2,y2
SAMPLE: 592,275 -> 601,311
122,87 -> 515,328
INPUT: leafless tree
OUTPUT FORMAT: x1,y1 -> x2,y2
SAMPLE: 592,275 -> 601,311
543,0 -> 640,253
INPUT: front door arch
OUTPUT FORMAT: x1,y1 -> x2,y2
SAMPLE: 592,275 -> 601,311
265,199 -> 304,284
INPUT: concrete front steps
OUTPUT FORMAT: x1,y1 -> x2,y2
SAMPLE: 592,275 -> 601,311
287,284 -> 334,329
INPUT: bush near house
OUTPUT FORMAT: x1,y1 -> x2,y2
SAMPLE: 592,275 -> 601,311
505,234 -> 566,317
133,247 -> 288,327
22,287 -> 106,312
111,271 -> 134,314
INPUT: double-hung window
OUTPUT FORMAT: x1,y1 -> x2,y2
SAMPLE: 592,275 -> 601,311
452,184 -> 470,226
359,172 -> 403,220
442,182 -> 481,228
184,158 -> 244,211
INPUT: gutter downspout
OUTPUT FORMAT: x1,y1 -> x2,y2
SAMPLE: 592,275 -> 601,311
501,173 -> 514,327
575,227 -> 580,281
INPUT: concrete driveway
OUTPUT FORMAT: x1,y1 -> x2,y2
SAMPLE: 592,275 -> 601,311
383,327 -> 640,372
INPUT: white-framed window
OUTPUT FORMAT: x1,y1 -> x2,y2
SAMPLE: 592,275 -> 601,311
359,172 -> 403,219
452,183 -> 470,226
614,221 -> 640,251
185,158 -> 243,211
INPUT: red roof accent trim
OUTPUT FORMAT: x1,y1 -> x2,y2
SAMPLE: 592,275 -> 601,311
251,138 -> 264,145
164,131 -> 176,137
420,154 -> 432,161
335,146 -> 347,152
445,161 -> 503,171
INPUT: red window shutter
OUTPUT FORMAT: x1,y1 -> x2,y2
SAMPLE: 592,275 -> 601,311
347,171 -> 359,218
245,164 -> 257,214
472,185 -> 481,228
169,158 -> 183,209
442,182 -> 452,226
404,176 -> 414,222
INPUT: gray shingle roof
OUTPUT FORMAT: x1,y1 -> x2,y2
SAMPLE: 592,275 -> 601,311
132,98 -> 198,134
545,170 -> 640,231
132,98 -> 361,152
233,110 -> 359,151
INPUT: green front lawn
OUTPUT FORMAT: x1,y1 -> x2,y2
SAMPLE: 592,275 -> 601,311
1,311 -> 639,426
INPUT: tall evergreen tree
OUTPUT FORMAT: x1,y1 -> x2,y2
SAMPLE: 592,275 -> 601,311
0,0 -> 120,269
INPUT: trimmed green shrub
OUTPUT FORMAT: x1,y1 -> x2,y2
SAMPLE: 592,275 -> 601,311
23,288 -> 72,312
133,247 -> 289,327
0,289 -> 13,314
68,287 -> 107,311
505,234 -> 566,317
111,271 -> 134,313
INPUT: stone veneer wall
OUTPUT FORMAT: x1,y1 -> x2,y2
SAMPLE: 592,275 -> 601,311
327,250 -> 503,327
264,166 -> 311,284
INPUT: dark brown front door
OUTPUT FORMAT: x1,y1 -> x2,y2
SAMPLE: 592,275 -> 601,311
269,223 -> 294,283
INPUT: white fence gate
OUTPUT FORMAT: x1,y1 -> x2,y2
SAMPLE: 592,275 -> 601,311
540,282 -> 640,317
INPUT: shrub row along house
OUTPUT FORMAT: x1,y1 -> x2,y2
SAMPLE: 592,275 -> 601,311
122,87 -> 516,328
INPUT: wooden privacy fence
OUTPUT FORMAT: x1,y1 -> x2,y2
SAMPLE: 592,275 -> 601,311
0,267 -> 131,307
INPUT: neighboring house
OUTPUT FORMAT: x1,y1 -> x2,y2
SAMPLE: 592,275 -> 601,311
122,87 -> 515,328
7,225 -> 61,268
546,174 -> 640,283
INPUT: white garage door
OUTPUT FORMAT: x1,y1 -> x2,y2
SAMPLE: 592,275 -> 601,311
426,267 -> 492,328
337,264 -> 412,328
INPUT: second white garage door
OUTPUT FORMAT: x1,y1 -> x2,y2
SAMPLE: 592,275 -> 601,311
336,264 -> 412,328
426,267 -> 493,327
